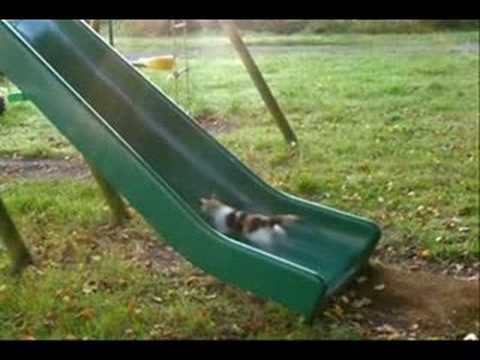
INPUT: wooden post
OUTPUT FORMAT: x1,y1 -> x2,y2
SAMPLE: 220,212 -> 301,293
220,20 -> 298,147
108,20 -> 114,47
0,197 -> 33,275
89,165 -> 130,226
0,94 -> 5,116
90,20 -> 101,33
86,20 -> 130,227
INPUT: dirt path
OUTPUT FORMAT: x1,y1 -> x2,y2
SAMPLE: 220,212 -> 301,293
0,157 -> 90,181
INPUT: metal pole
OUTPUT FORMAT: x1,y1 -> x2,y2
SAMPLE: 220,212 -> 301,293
220,20 -> 298,147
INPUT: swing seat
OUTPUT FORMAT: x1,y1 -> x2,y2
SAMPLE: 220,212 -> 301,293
132,55 -> 176,71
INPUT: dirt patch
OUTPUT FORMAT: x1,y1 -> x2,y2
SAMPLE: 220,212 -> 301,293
195,115 -> 236,135
90,223 -> 185,272
338,261 -> 479,339
0,157 -> 90,180
374,244 -> 479,280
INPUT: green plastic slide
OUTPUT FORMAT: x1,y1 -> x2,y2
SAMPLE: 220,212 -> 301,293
0,20 -> 381,320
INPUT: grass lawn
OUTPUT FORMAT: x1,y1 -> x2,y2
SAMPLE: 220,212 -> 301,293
0,31 -> 478,339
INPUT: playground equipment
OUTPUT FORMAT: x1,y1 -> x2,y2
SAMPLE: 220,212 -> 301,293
0,73 -> 26,115
0,20 -> 381,321
0,198 -> 33,274
98,19 -> 191,112
220,20 -> 298,147
132,55 -> 176,70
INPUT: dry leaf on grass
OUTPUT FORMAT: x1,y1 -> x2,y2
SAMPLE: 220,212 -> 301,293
352,297 -> 372,308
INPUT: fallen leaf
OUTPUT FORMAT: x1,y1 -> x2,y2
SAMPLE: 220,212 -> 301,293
186,275 -> 201,286
355,276 -> 368,284
77,307 -> 96,321
231,323 -> 242,334
410,323 -> 419,331
419,249 -> 432,259
352,297 -> 372,308
352,313 -> 364,320
82,280 -> 98,295
386,333 -> 402,340
323,310 -> 337,321
464,333 -> 478,341
375,323 -> 396,334
409,264 -> 421,271
152,296 -> 163,304
21,335 -> 36,341
333,304 -> 344,318
124,328 -> 135,338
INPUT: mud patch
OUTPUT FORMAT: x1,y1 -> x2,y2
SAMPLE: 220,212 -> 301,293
0,157 -> 90,180
90,223 -> 185,272
339,262 -> 480,339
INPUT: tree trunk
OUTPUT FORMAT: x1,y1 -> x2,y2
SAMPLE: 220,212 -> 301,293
0,197 -> 33,275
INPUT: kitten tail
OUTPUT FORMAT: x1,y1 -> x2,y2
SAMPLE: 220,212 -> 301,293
272,214 -> 301,226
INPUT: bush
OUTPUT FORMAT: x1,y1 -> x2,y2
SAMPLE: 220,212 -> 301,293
234,20 -> 306,34
304,20 -> 437,34
117,19 -> 479,37
116,20 -> 211,37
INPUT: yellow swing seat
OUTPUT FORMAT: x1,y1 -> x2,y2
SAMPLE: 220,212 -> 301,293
132,55 -> 176,70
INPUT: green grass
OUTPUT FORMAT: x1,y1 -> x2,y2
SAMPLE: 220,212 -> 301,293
0,31 -> 478,339
0,103 -> 73,158
136,31 -> 479,260
0,181 -> 360,339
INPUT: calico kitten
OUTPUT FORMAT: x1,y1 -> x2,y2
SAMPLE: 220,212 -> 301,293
200,195 -> 300,246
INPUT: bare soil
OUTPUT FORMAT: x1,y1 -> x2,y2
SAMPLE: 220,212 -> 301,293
342,261 -> 479,339
0,157 -> 90,181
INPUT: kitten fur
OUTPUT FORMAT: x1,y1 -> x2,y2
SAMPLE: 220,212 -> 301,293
200,195 -> 300,246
